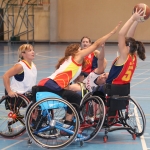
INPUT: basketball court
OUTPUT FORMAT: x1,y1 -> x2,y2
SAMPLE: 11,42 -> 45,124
0,43 -> 149,150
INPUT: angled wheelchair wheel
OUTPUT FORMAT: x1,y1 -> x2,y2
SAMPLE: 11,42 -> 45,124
80,92 -> 92,106
80,96 -> 105,142
0,94 -> 30,138
119,97 -> 146,137
26,98 -> 80,149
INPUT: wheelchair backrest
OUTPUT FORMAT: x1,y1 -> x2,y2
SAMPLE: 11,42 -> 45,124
105,83 -> 130,96
105,83 -> 130,110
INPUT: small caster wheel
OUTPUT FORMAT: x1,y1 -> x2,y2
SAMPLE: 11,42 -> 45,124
132,134 -> 136,140
80,141 -> 84,147
27,139 -> 32,145
103,135 -> 108,143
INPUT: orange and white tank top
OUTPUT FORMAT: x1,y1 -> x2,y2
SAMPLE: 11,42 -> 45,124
48,56 -> 82,88
10,60 -> 37,94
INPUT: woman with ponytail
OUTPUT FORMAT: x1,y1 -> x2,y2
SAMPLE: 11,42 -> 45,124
67,10 -> 146,97
106,9 -> 146,84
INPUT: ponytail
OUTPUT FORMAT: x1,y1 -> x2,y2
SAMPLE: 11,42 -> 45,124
55,43 -> 80,69
55,57 -> 66,69
136,41 -> 146,61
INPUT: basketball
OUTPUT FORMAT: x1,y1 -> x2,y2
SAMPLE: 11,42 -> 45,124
133,3 -> 150,21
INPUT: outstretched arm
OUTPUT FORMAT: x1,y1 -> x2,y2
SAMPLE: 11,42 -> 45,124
94,43 -> 107,74
76,22 -> 122,60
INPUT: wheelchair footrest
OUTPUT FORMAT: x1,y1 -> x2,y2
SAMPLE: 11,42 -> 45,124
107,126 -> 131,132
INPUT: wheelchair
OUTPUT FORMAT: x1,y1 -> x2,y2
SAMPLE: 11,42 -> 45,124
80,83 -> 146,143
0,92 -> 32,138
25,86 -> 105,149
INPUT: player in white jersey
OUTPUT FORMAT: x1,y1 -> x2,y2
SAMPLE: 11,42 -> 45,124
3,44 -> 37,97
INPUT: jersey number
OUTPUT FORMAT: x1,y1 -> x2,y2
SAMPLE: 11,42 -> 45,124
122,63 -> 133,81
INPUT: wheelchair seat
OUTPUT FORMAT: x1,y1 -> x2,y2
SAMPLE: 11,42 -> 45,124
32,85 -> 57,102
32,85 -> 66,110
104,83 -> 130,111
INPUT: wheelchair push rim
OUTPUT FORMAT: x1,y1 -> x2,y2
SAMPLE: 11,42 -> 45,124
0,94 -> 30,138
25,97 -> 80,149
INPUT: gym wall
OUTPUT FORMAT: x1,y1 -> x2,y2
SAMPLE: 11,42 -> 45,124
1,0 -> 150,42
56,0 -> 150,43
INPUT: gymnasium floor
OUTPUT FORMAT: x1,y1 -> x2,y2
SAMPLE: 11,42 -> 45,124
0,43 -> 150,150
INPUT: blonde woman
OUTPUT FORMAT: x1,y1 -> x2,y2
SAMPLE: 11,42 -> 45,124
3,44 -> 37,97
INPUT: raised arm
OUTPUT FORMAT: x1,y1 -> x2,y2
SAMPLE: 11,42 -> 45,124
126,21 -> 138,38
118,9 -> 144,58
94,43 -> 107,74
76,22 -> 121,60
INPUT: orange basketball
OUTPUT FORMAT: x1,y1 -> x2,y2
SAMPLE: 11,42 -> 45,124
133,3 -> 150,21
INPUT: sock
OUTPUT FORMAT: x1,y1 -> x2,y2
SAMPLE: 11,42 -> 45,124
63,120 -> 73,128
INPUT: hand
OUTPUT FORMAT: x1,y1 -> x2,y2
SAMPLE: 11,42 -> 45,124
8,91 -> 18,97
132,8 -> 145,22
110,21 -> 122,34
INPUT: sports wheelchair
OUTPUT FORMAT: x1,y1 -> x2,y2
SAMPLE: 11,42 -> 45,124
24,86 -> 106,149
80,83 -> 146,143
0,92 -> 32,138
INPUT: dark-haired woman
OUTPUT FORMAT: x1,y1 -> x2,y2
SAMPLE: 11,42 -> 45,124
106,9 -> 146,84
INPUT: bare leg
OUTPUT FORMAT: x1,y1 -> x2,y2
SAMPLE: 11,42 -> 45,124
65,113 -> 74,122
68,83 -> 82,92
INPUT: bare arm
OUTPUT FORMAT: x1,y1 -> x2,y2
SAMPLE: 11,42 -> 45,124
94,44 -> 107,74
118,9 -> 144,58
3,64 -> 23,97
75,22 -> 121,62
126,21 -> 138,38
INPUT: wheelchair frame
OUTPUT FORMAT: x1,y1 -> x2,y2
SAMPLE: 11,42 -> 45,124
0,83 -> 146,148
81,83 -> 146,143
25,91 -> 106,149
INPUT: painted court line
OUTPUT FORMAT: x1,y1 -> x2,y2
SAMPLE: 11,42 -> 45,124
131,76 -> 150,88
35,50 -> 52,54
133,97 -> 150,98
133,70 -> 150,78
134,106 -> 147,150
36,54 -> 59,58
1,138 -> 27,150
131,77 -> 149,150
144,137 -> 150,139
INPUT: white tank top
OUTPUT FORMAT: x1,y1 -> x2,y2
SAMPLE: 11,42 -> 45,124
83,71 -> 99,92
10,61 -> 37,94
